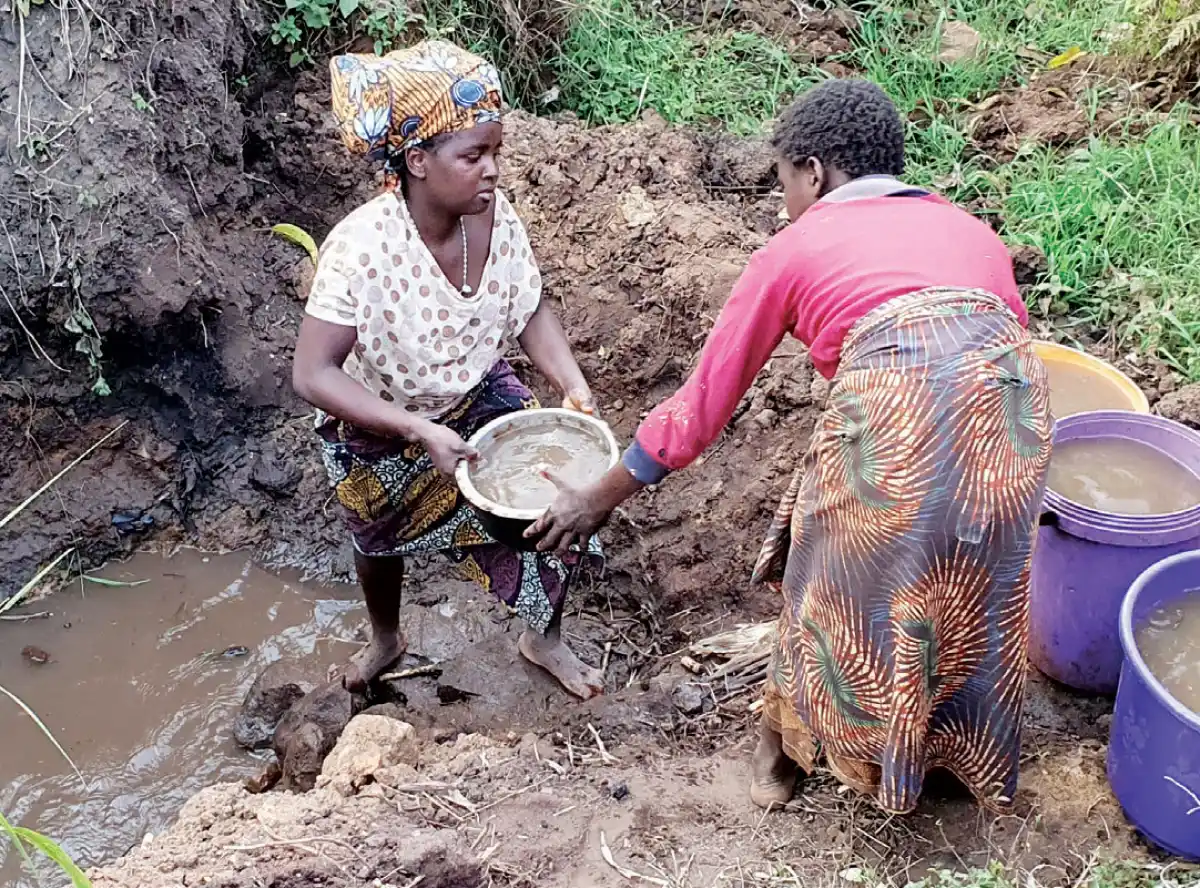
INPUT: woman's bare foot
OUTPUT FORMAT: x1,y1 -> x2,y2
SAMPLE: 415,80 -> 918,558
339,632 -> 405,693
518,629 -> 605,700
750,722 -> 798,809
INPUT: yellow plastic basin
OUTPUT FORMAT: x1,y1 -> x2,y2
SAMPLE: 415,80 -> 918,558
1033,340 -> 1150,419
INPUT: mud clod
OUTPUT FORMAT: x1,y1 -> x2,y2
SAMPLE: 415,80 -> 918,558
234,663 -> 317,751
273,680 -> 360,792
1157,383 -> 1200,429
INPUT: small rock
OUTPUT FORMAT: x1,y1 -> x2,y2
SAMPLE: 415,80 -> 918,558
21,645 -> 50,665
517,732 -> 540,759
671,682 -> 706,716
111,510 -> 154,535
619,186 -> 656,228
290,259 -> 315,301
1008,243 -> 1048,288
810,377 -> 831,404
754,408 -> 779,428
321,714 -> 419,795
937,21 -> 983,63
234,662 -> 316,750
243,761 -> 282,794
360,701 -> 408,721
609,781 -> 630,801
376,762 -> 420,786
274,679 -> 359,792
1157,383 -> 1200,430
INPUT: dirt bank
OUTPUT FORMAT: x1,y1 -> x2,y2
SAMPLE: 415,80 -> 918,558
4,0 -> 1194,615
0,0 -> 811,633
86,702 -> 1144,888
4,2 -> 1199,883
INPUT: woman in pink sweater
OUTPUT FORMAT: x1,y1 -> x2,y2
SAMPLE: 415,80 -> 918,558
529,79 -> 1053,814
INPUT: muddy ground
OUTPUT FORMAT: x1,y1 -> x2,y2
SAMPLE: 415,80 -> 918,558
3,0 -> 1200,883
5,0 -> 1193,606
86,695 -> 1142,888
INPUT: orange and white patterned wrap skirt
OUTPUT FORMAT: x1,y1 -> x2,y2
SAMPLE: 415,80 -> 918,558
752,287 -> 1053,814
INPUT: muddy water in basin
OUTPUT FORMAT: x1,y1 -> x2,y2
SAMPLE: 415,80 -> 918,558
1044,360 -> 1139,418
1137,592 -> 1200,713
0,551 -> 364,886
1046,437 -> 1200,515
469,423 -> 612,510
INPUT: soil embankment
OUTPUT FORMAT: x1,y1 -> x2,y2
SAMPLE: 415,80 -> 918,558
0,0 -> 814,631
3,1 -> 1198,885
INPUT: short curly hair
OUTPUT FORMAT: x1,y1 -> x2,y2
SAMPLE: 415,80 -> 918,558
771,79 -> 905,179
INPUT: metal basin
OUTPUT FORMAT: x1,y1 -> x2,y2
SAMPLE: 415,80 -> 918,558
455,408 -> 619,552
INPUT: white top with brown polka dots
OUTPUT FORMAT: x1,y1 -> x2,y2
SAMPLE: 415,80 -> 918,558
305,190 -> 542,419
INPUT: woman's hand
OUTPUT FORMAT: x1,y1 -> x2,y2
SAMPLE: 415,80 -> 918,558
561,387 -> 597,415
417,421 -> 478,475
526,473 -> 610,555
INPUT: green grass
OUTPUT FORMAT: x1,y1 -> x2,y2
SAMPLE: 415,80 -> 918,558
553,0 -> 818,133
999,111 -> 1200,374
904,860 -> 1200,888
539,0 -> 1200,378
841,0 -> 1200,378
846,0 -> 1122,182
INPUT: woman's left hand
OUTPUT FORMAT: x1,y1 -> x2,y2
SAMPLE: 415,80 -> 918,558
526,473 -> 609,554
561,387 -> 597,415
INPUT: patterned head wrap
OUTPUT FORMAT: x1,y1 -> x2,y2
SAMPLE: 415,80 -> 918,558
330,40 -> 503,181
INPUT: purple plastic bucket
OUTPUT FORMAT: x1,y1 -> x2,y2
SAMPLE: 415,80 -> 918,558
1029,411 -> 1200,694
1108,550 -> 1200,860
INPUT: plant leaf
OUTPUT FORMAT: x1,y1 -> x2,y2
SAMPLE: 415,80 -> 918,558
82,575 -> 149,587
339,0 -> 361,16
1161,11 -> 1200,56
0,683 -> 88,790
11,825 -> 91,887
1048,46 -> 1085,68
0,811 -> 37,875
272,223 -> 319,264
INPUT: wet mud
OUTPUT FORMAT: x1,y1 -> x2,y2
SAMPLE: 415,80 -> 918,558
2,0 -> 1200,883
0,552 -> 359,885
0,548 -> 670,884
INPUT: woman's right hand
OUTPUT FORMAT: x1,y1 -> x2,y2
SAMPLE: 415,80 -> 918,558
415,421 -> 478,475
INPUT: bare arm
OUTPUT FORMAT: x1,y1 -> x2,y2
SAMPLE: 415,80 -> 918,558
292,316 -> 423,438
517,303 -> 594,412
526,244 -> 795,553
292,316 -> 477,472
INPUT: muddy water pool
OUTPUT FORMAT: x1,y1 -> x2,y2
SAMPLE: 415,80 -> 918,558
0,551 -> 365,886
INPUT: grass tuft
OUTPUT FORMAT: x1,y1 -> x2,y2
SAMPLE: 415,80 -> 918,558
552,0 -> 817,133
1000,110 -> 1200,374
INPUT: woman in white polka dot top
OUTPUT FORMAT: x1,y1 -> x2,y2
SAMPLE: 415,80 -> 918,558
292,42 -> 605,699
